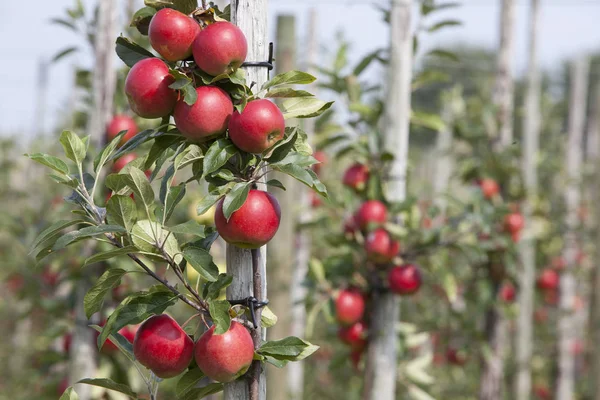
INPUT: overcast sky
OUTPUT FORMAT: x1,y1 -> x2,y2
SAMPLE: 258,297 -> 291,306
0,0 -> 599,139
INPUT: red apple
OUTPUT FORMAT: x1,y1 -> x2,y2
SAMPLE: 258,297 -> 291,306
100,324 -> 138,354
343,216 -> 358,239
350,348 -> 363,370
214,189 -> 281,248
63,333 -> 72,353
534,308 -> 548,323
355,200 -> 387,230
446,348 -> 468,366
537,268 -> 559,291
149,8 -> 201,62
174,86 -> 233,141
125,58 -> 177,119
533,384 -> 551,400
499,283 -> 516,302
388,264 -> 422,295
194,321 -> 254,382
544,289 -> 559,306
106,115 -> 138,145
504,212 -> 525,234
310,192 -> 322,208
365,228 -> 400,263
6,273 -> 24,294
552,257 -> 567,271
228,99 -> 285,153
312,151 -> 327,175
133,315 -> 193,378
192,21 -> 248,76
57,378 -> 69,396
335,288 -> 365,326
113,153 -> 137,172
338,321 -> 367,349
343,163 -> 369,191
42,268 -> 59,286
480,178 -> 499,199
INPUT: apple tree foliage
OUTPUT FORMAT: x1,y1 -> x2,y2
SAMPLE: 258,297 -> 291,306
28,2 -> 330,399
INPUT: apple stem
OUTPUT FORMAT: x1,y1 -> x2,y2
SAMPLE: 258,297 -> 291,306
248,248 -> 263,400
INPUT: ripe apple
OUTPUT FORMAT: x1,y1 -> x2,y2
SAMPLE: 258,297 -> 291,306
480,178 -> 499,199
338,321 -> 367,350
133,315 -> 194,378
350,348 -> 363,370
365,228 -> 400,263
355,200 -> 387,230
148,8 -> 201,62
194,321 -> 254,382
106,115 -> 138,145
228,99 -> 285,153
57,378 -> 69,396
534,308 -> 548,323
499,283 -> 516,302
544,289 -> 559,306
504,212 -> 525,234
6,273 -> 24,294
113,153 -> 137,172
446,348 -> 468,366
533,384 -> 551,400
214,189 -> 281,249
174,86 -> 233,141
192,21 -> 248,76
343,216 -> 358,240
310,192 -> 322,208
63,333 -> 72,353
99,324 -> 137,354
537,268 -> 559,291
388,264 -> 422,295
343,163 -> 369,191
312,151 -> 327,175
42,267 -> 59,286
125,58 -> 177,118
335,288 -> 365,326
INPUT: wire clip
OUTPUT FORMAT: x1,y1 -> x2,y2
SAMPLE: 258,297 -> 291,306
241,42 -> 274,71
228,296 -> 269,329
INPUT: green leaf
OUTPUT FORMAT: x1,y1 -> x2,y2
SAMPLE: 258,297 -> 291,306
266,179 -> 286,191
53,225 -> 126,251
106,195 -> 137,233
77,378 -> 137,399
411,111 -> 446,132
209,300 -> 231,335
179,383 -> 224,400
260,306 -> 278,328
271,163 -> 327,196
131,220 -> 182,262
89,325 -> 135,361
94,131 -> 126,173
182,247 -> 219,282
176,368 -> 206,396
427,19 -> 461,32
126,167 -> 155,209
203,139 -> 236,177
282,98 -> 334,119
115,36 -> 154,68
222,182 -> 251,221
130,6 -> 156,27
426,48 -> 460,62
196,193 -> 221,216
163,183 -> 186,223
144,0 -> 198,14
60,130 -> 86,165
83,246 -> 138,267
264,130 -> 298,163
166,220 -> 206,237
98,289 -> 177,348
51,46 -> 79,63
265,88 -> 314,98
84,269 -> 128,318
202,273 -> 233,300
353,49 -> 382,76
264,356 -> 288,368
30,220 -> 84,253
59,387 -> 78,400
258,336 -> 319,361
262,70 -> 316,90
51,17 -> 77,31
26,153 -> 69,174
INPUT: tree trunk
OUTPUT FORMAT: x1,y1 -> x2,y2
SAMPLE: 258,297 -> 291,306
225,1 -> 269,399
287,8 -> 318,400
69,1 -> 117,398
363,1 -> 412,399
589,83 -> 600,400
556,57 -> 590,400
480,1 -> 515,398
493,0 -> 516,148
515,1 -> 540,399
267,14 -> 298,400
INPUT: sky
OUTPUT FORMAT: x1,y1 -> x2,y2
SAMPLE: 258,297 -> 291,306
0,0 -> 599,139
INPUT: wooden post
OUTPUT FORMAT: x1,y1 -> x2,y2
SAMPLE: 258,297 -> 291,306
556,57 -> 590,400
287,9 -> 318,400
493,0 -> 516,148
267,14 -> 297,400
515,1 -> 540,399
225,1 -> 269,400
590,82 -> 600,400
69,1 -> 117,399
362,1 -> 412,399
479,1 -> 515,399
